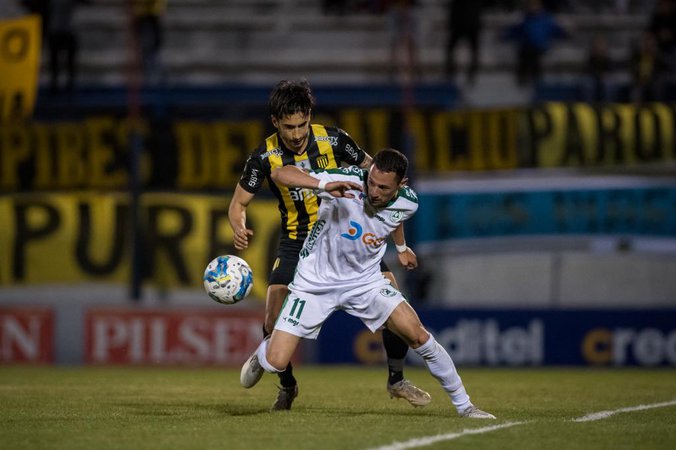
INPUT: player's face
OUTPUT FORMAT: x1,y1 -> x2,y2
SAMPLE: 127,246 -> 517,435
366,165 -> 406,208
272,112 -> 311,154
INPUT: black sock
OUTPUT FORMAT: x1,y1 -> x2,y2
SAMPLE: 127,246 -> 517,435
382,328 -> 408,385
278,363 -> 296,388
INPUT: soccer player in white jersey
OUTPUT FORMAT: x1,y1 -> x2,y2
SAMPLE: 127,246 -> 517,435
241,148 -> 495,419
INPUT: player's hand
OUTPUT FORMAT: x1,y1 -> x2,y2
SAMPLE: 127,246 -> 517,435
325,181 -> 363,198
233,227 -> 254,250
397,247 -> 418,271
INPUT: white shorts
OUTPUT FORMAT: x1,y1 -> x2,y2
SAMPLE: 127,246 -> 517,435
274,280 -> 405,339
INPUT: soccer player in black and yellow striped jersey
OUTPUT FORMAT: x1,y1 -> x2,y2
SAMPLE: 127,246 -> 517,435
228,80 -> 431,411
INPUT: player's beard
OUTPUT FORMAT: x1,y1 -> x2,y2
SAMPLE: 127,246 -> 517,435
285,134 -> 308,154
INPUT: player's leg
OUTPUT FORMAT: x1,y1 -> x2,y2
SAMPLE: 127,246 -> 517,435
264,241 -> 304,410
381,264 -> 430,407
385,301 -> 495,419
240,329 -> 301,389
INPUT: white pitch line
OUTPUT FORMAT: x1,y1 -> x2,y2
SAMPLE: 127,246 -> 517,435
367,421 -> 528,450
572,399 -> 676,423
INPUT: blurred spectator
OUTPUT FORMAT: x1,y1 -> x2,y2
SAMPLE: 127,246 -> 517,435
386,0 -> 420,83
322,0 -> 350,15
582,34 -> 613,102
630,32 -> 660,102
445,0 -> 484,85
133,0 -> 165,85
47,0 -> 88,94
19,0 -> 50,36
648,0 -> 676,98
501,0 -> 569,86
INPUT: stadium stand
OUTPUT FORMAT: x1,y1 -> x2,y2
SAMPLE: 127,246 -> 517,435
36,0 -> 651,95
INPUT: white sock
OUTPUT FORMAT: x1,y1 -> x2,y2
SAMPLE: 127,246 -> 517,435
255,338 -> 281,373
414,334 -> 472,412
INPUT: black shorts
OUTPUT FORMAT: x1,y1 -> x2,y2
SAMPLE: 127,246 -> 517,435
268,239 -> 391,285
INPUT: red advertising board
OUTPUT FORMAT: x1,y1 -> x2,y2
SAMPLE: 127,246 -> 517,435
85,308 -> 265,366
0,307 -> 54,363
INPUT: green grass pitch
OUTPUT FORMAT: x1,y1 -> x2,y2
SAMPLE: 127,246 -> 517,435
1,366 -> 675,449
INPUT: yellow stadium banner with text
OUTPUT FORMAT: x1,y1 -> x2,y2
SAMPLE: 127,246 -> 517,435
0,193 -> 279,301
0,15 -> 41,120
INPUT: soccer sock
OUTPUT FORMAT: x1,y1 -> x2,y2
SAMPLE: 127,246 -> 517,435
256,338 -> 281,373
413,334 -> 471,412
277,363 -> 297,388
382,328 -> 407,385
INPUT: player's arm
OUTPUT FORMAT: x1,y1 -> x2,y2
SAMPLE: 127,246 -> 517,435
228,184 -> 255,250
271,166 -> 362,198
392,222 -> 417,270
358,152 -> 373,169
335,127 -> 373,169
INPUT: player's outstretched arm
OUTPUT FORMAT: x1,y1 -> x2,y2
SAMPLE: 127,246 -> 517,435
271,166 -> 362,198
228,184 -> 255,250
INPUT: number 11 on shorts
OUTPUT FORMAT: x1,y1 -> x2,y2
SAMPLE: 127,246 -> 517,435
288,298 -> 306,319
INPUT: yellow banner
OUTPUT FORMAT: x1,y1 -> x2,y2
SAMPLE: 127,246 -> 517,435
0,15 -> 41,120
0,193 -> 280,301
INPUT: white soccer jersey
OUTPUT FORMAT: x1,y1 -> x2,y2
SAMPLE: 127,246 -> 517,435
289,166 -> 419,294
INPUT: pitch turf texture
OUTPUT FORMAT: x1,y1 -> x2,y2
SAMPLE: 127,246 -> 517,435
1,366 -> 675,449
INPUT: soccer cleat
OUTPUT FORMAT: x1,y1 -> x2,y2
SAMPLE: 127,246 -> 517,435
240,351 -> 264,388
387,379 -> 432,407
270,385 -> 299,411
459,405 -> 496,419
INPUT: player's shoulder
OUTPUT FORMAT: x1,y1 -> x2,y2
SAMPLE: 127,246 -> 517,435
249,138 -> 283,164
312,124 -> 355,142
320,165 -> 366,180
397,185 -> 419,205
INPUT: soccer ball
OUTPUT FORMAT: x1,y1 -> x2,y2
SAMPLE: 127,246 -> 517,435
203,255 -> 254,305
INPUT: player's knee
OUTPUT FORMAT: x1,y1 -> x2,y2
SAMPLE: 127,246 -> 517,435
408,328 -> 431,350
265,349 -> 289,372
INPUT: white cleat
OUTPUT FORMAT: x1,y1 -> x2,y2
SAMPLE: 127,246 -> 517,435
240,351 -> 264,388
387,379 -> 432,407
459,405 -> 496,419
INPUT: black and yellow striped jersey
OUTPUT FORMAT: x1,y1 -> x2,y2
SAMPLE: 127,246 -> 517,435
239,124 -> 367,243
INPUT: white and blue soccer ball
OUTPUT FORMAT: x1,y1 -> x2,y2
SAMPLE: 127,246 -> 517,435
203,255 -> 253,305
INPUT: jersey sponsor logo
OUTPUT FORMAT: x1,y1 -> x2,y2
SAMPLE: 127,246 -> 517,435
247,168 -> 261,188
339,166 -> 362,177
260,148 -> 283,160
345,143 -> 359,160
300,219 -> 325,258
316,154 -> 329,168
289,187 -> 315,202
340,221 -> 363,240
340,220 -> 387,248
315,135 -> 338,147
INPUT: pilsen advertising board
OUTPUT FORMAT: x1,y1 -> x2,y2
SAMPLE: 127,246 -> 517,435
3,306 -> 675,366
0,307 -> 54,363
85,308 -> 264,365
1,102 -> 674,192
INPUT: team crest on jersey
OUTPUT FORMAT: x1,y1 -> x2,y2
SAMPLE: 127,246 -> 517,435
316,154 -> 329,168
315,135 -> 338,146
390,211 -> 403,222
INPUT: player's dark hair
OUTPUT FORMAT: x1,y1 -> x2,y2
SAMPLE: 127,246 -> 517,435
268,79 -> 315,119
373,148 -> 408,182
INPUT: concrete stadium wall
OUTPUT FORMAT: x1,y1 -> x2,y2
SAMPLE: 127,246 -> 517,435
391,250 -> 676,309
